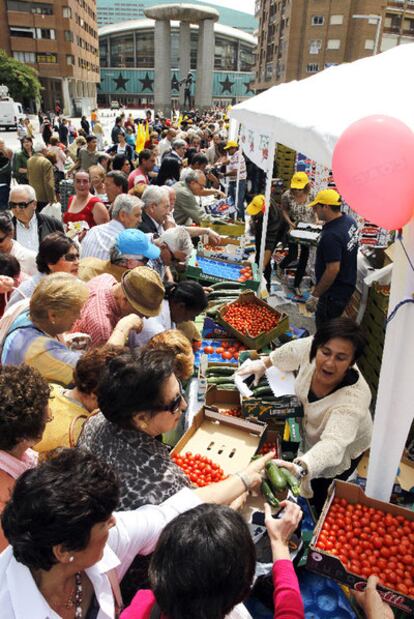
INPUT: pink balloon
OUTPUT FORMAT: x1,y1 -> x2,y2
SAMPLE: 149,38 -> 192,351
332,115 -> 414,230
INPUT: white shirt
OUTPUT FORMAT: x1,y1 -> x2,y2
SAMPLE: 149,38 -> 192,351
130,298 -> 173,347
15,216 -> 39,252
9,240 -> 37,276
0,488 -> 200,619
159,137 -> 172,160
80,219 -> 124,260
228,151 -> 247,181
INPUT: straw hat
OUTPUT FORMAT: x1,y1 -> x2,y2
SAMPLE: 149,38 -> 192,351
121,266 -> 164,317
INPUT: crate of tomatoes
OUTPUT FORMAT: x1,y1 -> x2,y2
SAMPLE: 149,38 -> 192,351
307,480 -> 414,613
217,291 -> 289,350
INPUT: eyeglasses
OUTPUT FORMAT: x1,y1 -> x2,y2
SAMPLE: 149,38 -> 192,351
8,200 -> 34,209
63,252 -> 80,262
157,380 -> 186,415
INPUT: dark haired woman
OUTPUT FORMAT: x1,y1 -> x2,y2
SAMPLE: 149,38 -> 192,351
12,136 -> 33,184
0,253 -> 21,317
0,447 -> 273,616
122,502 -> 304,619
6,232 -> 80,308
153,156 -> 181,187
130,279 -> 208,347
112,153 -> 132,176
237,317 -> 373,514
0,365 -> 50,551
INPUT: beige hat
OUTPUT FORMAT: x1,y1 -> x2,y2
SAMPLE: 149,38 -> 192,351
121,266 -> 164,317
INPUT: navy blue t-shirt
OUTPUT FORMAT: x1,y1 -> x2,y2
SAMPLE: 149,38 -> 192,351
315,213 -> 359,301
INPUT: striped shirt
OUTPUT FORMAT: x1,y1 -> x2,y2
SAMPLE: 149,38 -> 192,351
80,219 -> 124,261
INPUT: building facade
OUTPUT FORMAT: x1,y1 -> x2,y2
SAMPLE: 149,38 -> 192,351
98,19 -> 257,110
96,0 -> 257,34
0,0 -> 100,114
382,0 -> 414,50
254,0 -> 392,91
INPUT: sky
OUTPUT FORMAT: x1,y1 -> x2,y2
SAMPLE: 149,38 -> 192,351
204,0 -> 255,15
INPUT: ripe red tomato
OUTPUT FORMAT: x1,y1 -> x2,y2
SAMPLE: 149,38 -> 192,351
204,346 -> 214,354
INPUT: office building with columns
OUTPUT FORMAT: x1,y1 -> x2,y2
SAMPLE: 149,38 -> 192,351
98,3 -> 257,111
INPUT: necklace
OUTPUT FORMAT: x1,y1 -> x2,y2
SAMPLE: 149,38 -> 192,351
64,571 -> 83,617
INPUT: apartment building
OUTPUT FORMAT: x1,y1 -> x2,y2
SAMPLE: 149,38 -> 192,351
0,0 -> 100,114
382,0 -> 414,49
254,0 -> 390,91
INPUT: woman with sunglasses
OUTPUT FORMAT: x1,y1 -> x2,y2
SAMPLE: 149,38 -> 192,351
6,232 -> 80,309
77,348 -> 200,601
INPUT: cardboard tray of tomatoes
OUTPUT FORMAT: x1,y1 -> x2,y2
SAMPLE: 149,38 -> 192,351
217,291 -> 289,350
307,480 -> 414,613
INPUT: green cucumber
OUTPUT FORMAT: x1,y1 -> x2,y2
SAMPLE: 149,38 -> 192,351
261,480 -> 280,508
207,376 -> 235,385
206,304 -> 222,318
216,383 -> 238,390
252,386 -> 274,397
210,282 -> 243,291
279,468 -> 301,496
205,366 -> 234,376
265,462 -> 287,492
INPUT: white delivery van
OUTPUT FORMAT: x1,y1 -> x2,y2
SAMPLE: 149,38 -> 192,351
0,98 -> 24,130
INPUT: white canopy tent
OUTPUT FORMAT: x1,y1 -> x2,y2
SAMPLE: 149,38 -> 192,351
230,44 -> 414,502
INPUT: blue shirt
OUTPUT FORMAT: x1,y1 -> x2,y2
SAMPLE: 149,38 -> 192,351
315,214 -> 359,300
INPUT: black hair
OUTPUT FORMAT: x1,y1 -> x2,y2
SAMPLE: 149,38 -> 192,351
86,135 -> 97,143
0,252 -> 20,278
310,317 -> 366,363
1,449 -> 119,571
138,148 -> 153,165
165,280 -> 208,313
0,365 -> 50,451
97,153 -> 111,166
106,170 -> 128,193
97,348 -> 177,428
112,154 -> 130,172
36,232 -> 75,274
149,504 -> 256,619
154,156 -> 181,186
0,213 -> 13,236
191,153 -> 208,168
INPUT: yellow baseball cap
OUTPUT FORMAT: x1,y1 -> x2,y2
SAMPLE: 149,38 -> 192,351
224,140 -> 239,150
290,172 -> 309,189
308,189 -> 342,208
246,195 -> 265,216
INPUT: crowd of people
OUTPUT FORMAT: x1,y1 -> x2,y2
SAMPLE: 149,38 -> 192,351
0,107 -> 390,619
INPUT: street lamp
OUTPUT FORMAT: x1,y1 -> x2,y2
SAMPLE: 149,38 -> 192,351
352,14 -> 383,55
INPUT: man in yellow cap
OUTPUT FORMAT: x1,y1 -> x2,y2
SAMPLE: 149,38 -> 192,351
305,189 -> 359,327
221,140 -> 247,220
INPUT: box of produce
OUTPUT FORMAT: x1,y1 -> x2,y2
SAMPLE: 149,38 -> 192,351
205,385 -> 242,416
217,291 -> 289,349
185,254 -> 259,290
202,316 -> 229,339
193,338 -> 247,367
307,480 -> 414,613
171,407 -> 266,482
200,218 -> 246,237
206,283 -> 246,312
241,392 -> 303,422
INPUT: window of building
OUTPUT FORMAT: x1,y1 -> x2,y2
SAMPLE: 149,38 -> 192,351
62,6 -> 72,18
13,51 -> 36,63
309,40 -> 322,54
135,31 -> 154,68
214,37 -> 238,71
365,39 -> 375,50
330,15 -> 343,26
36,28 -> 55,40
31,4 -> 53,15
64,30 -> 73,42
239,45 -> 255,71
66,55 -> 74,65
110,34 -> 134,67
306,63 -> 319,73
311,16 -> 324,26
327,39 -> 341,50
10,27 -> 35,38
36,53 -> 57,63
171,31 -> 180,69
7,1 -> 30,11
190,32 -> 198,69
403,18 -> 414,32
265,62 -> 273,80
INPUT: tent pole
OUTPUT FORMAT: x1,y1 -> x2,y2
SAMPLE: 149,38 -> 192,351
234,124 -> 242,220
258,137 -> 276,286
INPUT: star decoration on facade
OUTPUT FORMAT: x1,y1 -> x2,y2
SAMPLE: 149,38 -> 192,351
244,80 -> 255,94
171,72 -> 180,92
219,75 -> 235,94
139,72 -> 154,92
113,73 -> 129,91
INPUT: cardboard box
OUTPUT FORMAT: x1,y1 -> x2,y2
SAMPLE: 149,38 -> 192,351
202,316 -> 231,339
200,218 -> 245,237
307,480 -> 414,613
185,255 -> 260,292
217,291 -> 289,349
241,395 -> 303,422
171,407 -> 266,476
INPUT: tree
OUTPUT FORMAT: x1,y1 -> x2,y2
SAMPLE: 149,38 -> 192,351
0,50 -> 42,106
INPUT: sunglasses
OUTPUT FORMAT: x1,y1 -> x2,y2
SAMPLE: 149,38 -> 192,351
63,252 -> 80,262
8,200 -> 34,209
156,380 -> 186,415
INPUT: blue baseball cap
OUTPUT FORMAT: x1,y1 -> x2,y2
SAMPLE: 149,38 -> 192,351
115,229 -> 160,260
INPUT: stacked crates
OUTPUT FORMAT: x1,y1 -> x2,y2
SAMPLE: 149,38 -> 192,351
276,143 -> 296,187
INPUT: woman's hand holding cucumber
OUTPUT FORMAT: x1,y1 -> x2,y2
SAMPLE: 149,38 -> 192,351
264,500 -> 303,562
236,356 -> 271,386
